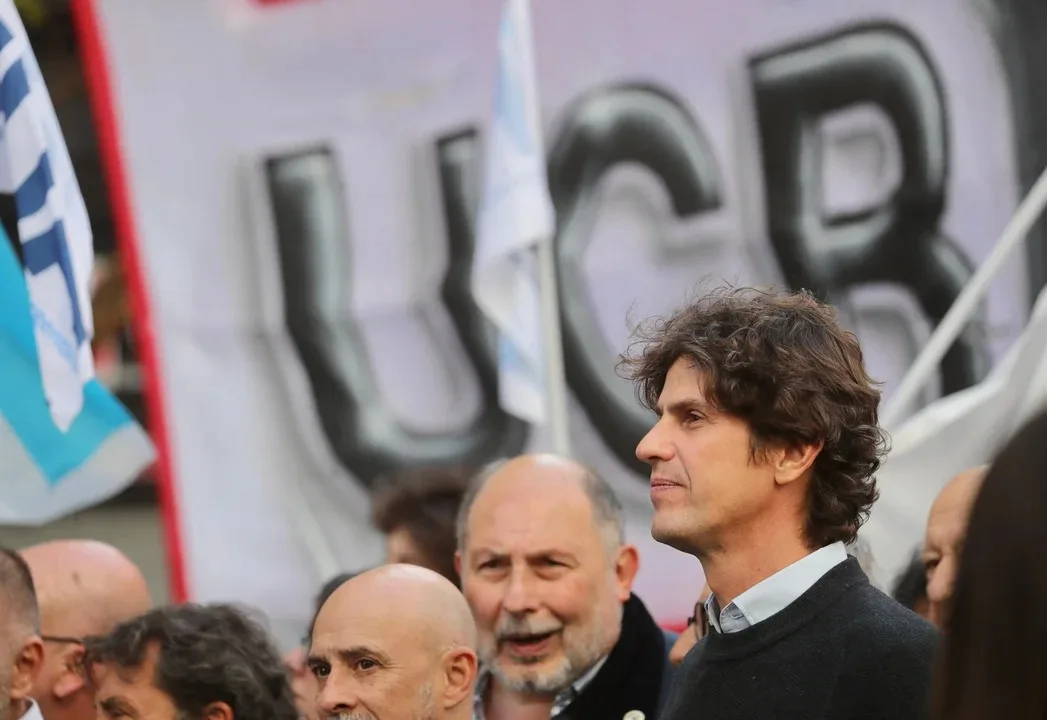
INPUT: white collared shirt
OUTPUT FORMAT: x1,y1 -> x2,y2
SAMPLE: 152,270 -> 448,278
19,700 -> 43,720
706,541 -> 848,634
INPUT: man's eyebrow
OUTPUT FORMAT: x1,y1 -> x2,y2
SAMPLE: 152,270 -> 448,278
99,697 -> 137,719
657,397 -> 710,416
307,645 -> 392,666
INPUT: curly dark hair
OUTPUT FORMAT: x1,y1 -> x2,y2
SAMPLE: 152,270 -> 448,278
85,604 -> 298,720
619,285 -> 888,546
370,466 -> 473,585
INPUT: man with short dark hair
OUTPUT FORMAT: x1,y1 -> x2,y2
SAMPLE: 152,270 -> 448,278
87,604 -> 297,720
456,454 -> 677,720
0,547 -> 44,720
622,286 -> 937,720
371,466 -> 472,584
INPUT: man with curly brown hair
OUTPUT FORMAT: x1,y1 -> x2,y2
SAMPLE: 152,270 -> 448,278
622,286 -> 937,720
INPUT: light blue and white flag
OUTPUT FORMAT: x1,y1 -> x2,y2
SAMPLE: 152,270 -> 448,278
0,3 -> 154,523
471,0 -> 555,424
0,223 -> 155,524
0,1 -> 95,432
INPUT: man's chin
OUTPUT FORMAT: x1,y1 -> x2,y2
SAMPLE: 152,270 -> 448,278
491,657 -> 572,695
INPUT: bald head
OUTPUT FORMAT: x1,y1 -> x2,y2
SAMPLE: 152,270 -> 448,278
923,466 -> 988,628
309,564 -> 478,719
317,564 -> 476,650
21,540 -> 151,638
456,454 -> 625,554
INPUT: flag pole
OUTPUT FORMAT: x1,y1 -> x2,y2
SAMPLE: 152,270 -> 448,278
882,163 -> 1047,429
536,231 -> 571,456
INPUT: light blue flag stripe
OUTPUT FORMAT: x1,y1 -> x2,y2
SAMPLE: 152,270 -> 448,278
0,224 -> 134,485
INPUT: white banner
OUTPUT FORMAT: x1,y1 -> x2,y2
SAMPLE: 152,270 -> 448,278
87,0 -> 1036,646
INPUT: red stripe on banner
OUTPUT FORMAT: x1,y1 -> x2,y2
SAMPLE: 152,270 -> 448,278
71,0 -> 189,603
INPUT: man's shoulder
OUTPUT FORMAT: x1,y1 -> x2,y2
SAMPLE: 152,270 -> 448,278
834,582 -> 939,659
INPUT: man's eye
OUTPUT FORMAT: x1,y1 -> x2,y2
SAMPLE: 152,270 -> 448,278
309,663 -> 330,678
355,658 -> 379,671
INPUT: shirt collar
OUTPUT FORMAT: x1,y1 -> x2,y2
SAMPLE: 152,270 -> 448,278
706,541 -> 848,633
18,700 -> 43,720
473,654 -> 609,720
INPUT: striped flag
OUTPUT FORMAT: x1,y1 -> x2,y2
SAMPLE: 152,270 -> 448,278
0,1 -> 154,524
0,0 -> 94,432
471,0 -> 556,424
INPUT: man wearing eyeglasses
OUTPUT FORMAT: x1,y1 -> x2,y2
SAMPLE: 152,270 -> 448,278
19,541 -> 151,720
0,547 -> 44,720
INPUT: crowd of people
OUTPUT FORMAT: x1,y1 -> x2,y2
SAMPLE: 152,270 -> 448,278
1,286 -> 1041,720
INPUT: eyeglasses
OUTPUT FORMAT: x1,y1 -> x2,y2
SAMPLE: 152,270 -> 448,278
686,600 -> 710,642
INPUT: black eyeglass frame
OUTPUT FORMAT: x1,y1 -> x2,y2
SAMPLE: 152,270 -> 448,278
685,599 -> 710,641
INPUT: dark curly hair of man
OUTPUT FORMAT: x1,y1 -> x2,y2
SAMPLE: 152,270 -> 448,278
619,285 -> 888,546
85,604 -> 298,720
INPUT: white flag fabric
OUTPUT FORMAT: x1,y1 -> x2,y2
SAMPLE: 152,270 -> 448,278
0,1 -> 95,432
471,0 -> 556,424
863,285 -> 1047,589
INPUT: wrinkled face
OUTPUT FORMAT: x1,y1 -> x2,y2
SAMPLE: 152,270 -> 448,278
309,612 -> 440,720
923,475 -> 983,628
459,474 -> 626,696
636,358 -> 778,554
94,644 -> 179,720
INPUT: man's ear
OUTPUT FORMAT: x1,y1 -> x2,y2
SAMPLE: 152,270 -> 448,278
52,644 -> 88,699
202,701 -> 234,720
441,646 -> 478,708
454,550 -> 463,579
613,545 -> 640,603
773,440 -> 823,486
10,636 -> 45,701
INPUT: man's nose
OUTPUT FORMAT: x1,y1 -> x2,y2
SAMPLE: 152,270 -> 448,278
636,420 -> 673,464
317,675 -> 359,715
502,567 -> 539,614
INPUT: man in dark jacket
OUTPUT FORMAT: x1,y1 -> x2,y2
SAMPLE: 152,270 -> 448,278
456,455 -> 677,720
623,287 -> 937,720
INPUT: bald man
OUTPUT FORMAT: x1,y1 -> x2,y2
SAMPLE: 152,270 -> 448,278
20,541 -> 151,720
308,564 -> 478,720
922,466 -> 987,628
456,455 -> 677,720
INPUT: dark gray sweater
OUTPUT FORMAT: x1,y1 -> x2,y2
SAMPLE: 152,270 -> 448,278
659,558 -> 938,720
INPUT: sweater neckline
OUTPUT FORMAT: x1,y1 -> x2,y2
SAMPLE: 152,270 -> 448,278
697,557 -> 868,661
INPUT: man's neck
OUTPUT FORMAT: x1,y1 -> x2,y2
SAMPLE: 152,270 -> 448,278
10,698 -> 30,720
485,680 -> 555,720
700,532 -> 814,608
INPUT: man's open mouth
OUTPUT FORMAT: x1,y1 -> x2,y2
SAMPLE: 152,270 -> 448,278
501,630 -> 558,656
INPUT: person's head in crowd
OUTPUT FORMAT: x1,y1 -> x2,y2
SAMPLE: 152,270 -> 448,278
0,548 -> 43,720
370,466 -> 472,585
668,582 -> 710,665
308,564 -> 478,720
457,455 -> 675,720
892,550 -> 930,620
922,465 -> 987,628
621,286 -> 886,593
285,572 -> 358,720
932,410 -> 1047,720
86,604 -> 297,720
20,540 -> 151,720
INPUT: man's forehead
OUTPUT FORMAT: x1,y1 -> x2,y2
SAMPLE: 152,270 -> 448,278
657,359 -> 710,403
